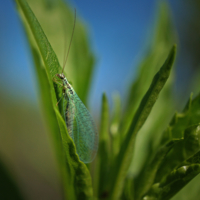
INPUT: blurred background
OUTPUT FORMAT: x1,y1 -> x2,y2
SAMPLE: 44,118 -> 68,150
1,0 -> 200,199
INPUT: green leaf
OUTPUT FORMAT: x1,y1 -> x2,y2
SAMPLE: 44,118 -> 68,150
31,47 -> 75,198
55,109 -> 93,199
157,124 -> 200,178
15,0 -> 93,199
32,46 -> 93,199
16,0 -> 61,81
144,124 -> 200,200
186,148 -> 200,165
94,93 -> 110,197
25,0 -> 95,105
0,156 -> 24,200
155,93 -> 200,182
144,164 -> 200,200
121,177 -> 134,200
121,2 -> 176,139
161,94 -> 193,142
108,45 -> 176,200
134,140 -> 178,200
124,2 -> 177,176
110,92 -> 122,160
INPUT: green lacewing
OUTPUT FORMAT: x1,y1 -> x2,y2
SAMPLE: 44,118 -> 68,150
55,10 -> 98,163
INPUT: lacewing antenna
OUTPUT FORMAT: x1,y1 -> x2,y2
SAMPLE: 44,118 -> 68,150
62,8 -> 76,74
56,9 -> 99,163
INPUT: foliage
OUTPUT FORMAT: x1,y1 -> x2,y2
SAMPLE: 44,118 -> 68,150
1,0 -> 200,199
0,156 -> 23,200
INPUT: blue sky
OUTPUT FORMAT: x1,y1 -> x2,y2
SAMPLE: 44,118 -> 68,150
0,0 -> 175,113
67,0 -> 157,110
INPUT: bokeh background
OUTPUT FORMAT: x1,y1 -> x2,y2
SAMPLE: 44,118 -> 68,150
1,0 -> 200,199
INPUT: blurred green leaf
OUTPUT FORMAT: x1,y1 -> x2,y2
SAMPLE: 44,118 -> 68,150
186,148 -> 200,165
16,0 -> 93,199
109,45 -> 176,200
110,93 -> 122,160
94,93 -> 110,198
121,177 -> 134,200
0,157 -> 24,200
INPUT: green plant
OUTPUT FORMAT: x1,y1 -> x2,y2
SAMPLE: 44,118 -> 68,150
3,0 -> 200,199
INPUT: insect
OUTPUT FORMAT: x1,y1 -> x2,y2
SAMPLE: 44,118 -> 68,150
55,10 -> 98,163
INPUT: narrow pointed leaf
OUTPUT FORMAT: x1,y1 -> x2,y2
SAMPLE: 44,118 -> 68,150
95,93 -> 110,197
126,2 -> 177,177
32,47 -> 75,199
15,0 -> 93,199
109,45 -> 176,200
25,0 -> 95,104
121,2 -> 176,139
110,93 -> 122,160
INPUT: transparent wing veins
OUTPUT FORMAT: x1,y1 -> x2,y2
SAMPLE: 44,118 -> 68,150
65,92 -> 98,163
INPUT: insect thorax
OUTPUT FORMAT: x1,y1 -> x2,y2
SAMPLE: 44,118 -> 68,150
63,79 -> 74,96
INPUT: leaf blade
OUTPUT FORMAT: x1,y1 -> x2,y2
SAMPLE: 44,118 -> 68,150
97,93 -> 110,197
134,140 -> 178,200
16,0 -> 94,199
109,45 -> 176,200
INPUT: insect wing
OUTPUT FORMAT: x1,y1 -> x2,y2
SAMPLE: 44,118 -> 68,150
65,98 -> 76,141
66,93 -> 98,163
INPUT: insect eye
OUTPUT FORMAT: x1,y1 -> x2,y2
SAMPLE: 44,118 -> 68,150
56,74 -> 64,79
